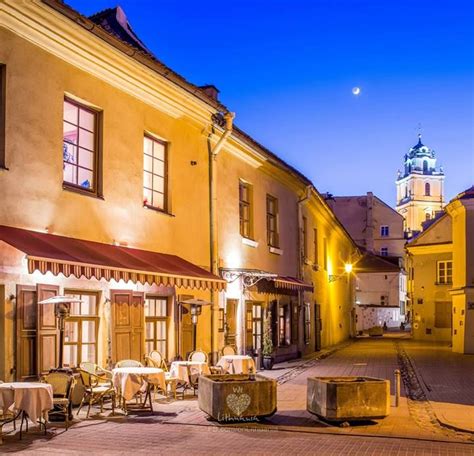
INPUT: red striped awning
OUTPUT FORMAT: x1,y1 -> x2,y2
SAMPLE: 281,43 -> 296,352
273,276 -> 314,292
0,225 -> 226,291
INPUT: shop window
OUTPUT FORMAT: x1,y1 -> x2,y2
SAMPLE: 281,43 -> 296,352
304,303 -> 311,344
266,194 -> 279,247
278,304 -> 291,346
239,180 -> 253,238
63,291 -> 99,367
380,225 -> 389,237
437,261 -> 452,284
143,134 -> 168,211
145,296 -> 168,357
63,98 -> 101,195
252,304 -> 263,351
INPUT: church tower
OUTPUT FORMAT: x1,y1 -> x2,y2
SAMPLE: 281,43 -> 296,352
396,135 -> 445,235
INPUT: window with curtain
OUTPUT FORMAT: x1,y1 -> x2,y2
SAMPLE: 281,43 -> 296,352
63,291 -> 99,367
143,135 -> 168,211
145,296 -> 168,357
63,98 -> 100,194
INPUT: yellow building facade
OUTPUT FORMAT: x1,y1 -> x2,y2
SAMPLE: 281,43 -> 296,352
406,187 -> 474,353
0,0 -> 357,380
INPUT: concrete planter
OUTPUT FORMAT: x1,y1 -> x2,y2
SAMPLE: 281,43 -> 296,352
198,374 -> 277,422
307,376 -> 390,421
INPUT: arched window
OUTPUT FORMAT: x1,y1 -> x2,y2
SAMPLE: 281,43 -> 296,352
423,160 -> 428,173
425,182 -> 431,196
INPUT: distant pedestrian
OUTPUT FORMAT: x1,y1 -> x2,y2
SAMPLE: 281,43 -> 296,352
383,321 -> 388,331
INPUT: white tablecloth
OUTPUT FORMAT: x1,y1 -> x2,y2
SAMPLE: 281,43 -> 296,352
169,361 -> 210,383
216,355 -> 256,374
0,382 -> 53,423
112,367 -> 165,401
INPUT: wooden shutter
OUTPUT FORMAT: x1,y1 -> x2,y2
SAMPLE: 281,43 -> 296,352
36,283 -> 59,374
16,285 -> 37,380
110,290 -> 145,364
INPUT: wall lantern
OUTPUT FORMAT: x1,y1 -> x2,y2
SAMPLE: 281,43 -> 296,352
329,263 -> 353,283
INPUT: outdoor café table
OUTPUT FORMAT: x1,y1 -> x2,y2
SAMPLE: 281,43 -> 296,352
169,361 -> 210,383
0,382 -> 53,439
216,355 -> 256,374
112,367 -> 165,412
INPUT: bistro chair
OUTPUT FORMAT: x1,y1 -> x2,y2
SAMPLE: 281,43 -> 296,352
186,364 -> 201,396
144,355 -> 174,400
41,372 -> 75,430
147,351 -> 166,369
115,359 -> 143,368
0,380 -> 16,432
77,369 -> 116,418
221,345 -> 236,356
188,349 -> 208,363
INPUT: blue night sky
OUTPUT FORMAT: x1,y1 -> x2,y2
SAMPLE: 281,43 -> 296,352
68,0 -> 473,206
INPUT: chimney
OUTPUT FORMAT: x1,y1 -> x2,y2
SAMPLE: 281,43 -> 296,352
200,85 -> 220,101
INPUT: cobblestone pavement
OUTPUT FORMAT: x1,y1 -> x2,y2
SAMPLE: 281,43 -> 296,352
1,336 -> 473,454
1,419 -> 474,455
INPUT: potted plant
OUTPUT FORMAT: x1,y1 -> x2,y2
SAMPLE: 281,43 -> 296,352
262,311 -> 275,370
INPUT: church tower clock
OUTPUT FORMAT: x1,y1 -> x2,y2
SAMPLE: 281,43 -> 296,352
396,135 -> 445,235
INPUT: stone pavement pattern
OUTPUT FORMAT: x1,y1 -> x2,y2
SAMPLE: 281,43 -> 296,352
1,336 -> 473,454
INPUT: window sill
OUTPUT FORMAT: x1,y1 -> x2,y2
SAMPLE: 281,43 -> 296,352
435,282 -> 452,286
63,184 -> 104,200
143,204 -> 175,217
269,246 -> 283,255
242,237 -> 258,248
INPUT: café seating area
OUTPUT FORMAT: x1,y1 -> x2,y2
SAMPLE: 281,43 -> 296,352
0,345 -> 261,442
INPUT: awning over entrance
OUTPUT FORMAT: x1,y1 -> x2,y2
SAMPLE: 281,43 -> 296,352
0,225 -> 226,291
273,276 -> 314,292
220,268 -> 313,293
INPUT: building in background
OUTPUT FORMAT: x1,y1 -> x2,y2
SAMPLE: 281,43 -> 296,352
406,186 -> 474,354
354,253 -> 406,332
396,135 -> 445,236
325,192 -> 406,331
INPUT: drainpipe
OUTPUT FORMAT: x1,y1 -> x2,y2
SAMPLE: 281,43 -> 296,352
297,185 -> 313,354
208,112 -> 235,363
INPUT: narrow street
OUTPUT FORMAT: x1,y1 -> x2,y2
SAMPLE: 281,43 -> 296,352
2,336 -> 473,455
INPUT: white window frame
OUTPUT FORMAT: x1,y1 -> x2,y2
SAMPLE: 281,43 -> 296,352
380,225 -> 389,237
437,261 -> 453,285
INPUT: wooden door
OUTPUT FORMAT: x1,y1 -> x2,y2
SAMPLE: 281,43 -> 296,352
36,284 -> 59,374
177,294 -> 193,359
110,290 -> 145,364
225,299 -> 237,346
16,285 -> 37,380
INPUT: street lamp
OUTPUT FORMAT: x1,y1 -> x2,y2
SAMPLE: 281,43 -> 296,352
328,263 -> 353,283
38,295 -> 84,370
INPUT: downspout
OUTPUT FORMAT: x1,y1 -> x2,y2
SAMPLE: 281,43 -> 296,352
297,185 -> 313,354
208,112 -> 235,363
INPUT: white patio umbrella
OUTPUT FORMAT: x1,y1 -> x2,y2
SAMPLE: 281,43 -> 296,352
38,295 -> 84,369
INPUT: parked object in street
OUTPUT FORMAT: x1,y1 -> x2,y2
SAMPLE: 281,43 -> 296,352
199,374 -> 277,422
368,326 -> 384,337
307,376 -> 390,422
